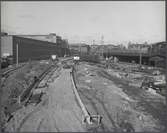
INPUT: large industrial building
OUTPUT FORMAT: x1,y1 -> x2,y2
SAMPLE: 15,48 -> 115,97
1,33 -> 69,64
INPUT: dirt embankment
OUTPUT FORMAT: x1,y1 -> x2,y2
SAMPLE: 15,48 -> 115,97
73,62 -> 166,132
1,60 -> 52,130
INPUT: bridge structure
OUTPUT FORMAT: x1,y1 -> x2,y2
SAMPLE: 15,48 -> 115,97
104,49 -> 149,57
101,49 -> 150,65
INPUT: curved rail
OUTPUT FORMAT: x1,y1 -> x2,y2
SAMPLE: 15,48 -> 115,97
70,67 -> 92,124
19,58 -> 73,106
70,66 -> 102,125
2,63 -> 27,78
19,65 -> 56,106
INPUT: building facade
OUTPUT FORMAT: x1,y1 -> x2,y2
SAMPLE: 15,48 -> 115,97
148,41 -> 166,67
69,43 -> 90,55
127,43 -> 150,53
1,34 -> 70,63
1,35 -> 13,57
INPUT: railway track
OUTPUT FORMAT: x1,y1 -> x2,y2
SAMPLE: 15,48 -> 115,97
3,59 -> 75,131
4,58 -> 103,132
3,58 -> 73,130
1,60 -> 137,132
18,58 -> 73,106
14,65 -> 61,132
70,66 -> 104,132
6,59 -> 164,132
1,57 -> 71,79
20,64 -> 57,105
2,63 -> 27,78
2,63 -> 27,82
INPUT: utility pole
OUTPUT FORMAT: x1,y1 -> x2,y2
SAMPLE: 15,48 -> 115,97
139,52 -> 142,65
139,45 -> 142,66
101,35 -> 104,58
16,43 -> 19,66
79,44 -> 81,56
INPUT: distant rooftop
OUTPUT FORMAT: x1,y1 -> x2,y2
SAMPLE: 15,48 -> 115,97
15,33 -> 62,43
69,43 -> 88,46
17,35 -> 54,42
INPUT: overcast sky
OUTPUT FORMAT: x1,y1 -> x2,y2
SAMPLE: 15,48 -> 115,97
1,1 -> 165,45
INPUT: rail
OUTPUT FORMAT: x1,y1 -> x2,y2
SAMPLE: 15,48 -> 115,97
18,64 -> 55,106
70,66 -> 102,125
70,67 -> 92,124
2,63 -> 27,77
19,57 -> 73,106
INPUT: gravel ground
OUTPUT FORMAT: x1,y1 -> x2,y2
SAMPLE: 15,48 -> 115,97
74,62 -> 166,132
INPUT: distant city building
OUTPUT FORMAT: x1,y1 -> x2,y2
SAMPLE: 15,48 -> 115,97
90,44 -> 125,54
69,43 -> 90,54
47,33 -> 57,43
90,44 -> 99,49
149,41 -> 166,67
1,32 -> 8,36
127,43 -> 150,53
61,39 -> 69,48
56,36 -> 62,45
149,42 -> 166,57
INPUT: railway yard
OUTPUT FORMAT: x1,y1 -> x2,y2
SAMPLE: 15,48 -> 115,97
1,58 -> 166,132
1,1 -> 166,132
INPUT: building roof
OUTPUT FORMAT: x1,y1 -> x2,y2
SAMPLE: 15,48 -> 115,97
69,43 -> 89,47
17,35 -> 57,43
151,41 -> 167,46
1,33 -> 63,44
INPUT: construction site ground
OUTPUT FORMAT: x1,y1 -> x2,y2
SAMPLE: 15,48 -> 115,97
3,60 -> 86,132
2,60 -> 166,132
74,61 -> 166,132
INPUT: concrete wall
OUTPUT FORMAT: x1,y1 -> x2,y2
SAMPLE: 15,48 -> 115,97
1,36 -> 13,56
